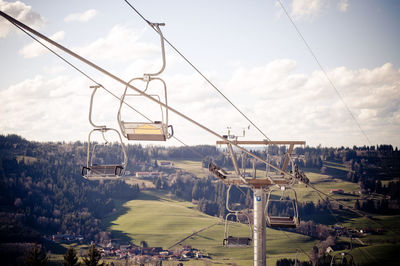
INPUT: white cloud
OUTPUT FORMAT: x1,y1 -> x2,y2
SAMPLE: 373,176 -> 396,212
225,61 -> 400,146
0,75 -> 92,141
1,59 -> 399,147
76,25 -> 159,63
0,0 -> 44,38
291,0 -> 323,20
64,9 -> 97,23
19,31 -> 65,58
337,0 -> 349,12
278,0 -> 349,20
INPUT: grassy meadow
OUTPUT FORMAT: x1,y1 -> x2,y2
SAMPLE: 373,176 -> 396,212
159,159 -> 208,178
104,190 -> 318,265
99,159 -> 399,265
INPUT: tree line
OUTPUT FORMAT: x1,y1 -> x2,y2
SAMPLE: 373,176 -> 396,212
0,135 -> 140,245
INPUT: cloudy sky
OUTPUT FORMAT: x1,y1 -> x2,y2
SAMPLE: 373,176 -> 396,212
0,0 -> 399,148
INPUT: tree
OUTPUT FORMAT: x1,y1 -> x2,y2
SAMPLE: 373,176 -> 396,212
140,240 -> 148,248
309,246 -> 319,266
24,243 -> 48,266
140,240 -> 148,255
82,244 -> 103,266
63,247 -> 80,266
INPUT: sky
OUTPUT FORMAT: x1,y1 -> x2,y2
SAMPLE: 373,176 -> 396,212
0,0 -> 399,148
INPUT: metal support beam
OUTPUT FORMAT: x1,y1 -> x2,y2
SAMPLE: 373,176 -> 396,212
217,140 -> 306,145
281,143 -> 294,172
253,188 -> 266,266
227,143 -> 241,175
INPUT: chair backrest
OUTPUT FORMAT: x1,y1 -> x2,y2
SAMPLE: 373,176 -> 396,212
117,78 -> 172,141
265,186 -> 299,228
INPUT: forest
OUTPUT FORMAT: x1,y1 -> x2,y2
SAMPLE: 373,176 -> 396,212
0,134 -> 399,264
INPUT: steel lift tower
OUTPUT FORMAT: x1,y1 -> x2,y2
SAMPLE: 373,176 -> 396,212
210,140 -> 307,266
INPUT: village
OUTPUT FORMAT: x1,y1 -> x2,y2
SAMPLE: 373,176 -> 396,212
48,234 -> 208,264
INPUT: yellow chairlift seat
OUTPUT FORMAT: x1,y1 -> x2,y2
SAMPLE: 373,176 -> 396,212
121,121 -> 168,141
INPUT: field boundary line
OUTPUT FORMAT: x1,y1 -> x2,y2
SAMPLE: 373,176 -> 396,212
168,222 -> 220,249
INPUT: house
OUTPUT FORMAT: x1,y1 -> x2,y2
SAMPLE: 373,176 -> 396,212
182,250 -> 194,258
120,244 -> 131,251
159,251 -> 169,256
160,161 -> 173,168
135,172 -> 159,178
326,246 -> 334,253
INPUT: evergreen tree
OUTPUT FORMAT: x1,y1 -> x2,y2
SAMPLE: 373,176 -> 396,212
63,247 -> 80,266
140,240 -> 148,248
354,199 -> 361,210
82,244 -> 103,266
24,243 -> 48,266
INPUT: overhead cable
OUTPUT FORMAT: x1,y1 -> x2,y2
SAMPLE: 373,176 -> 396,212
122,0 -> 271,141
276,0 -> 372,145
9,18 -> 201,155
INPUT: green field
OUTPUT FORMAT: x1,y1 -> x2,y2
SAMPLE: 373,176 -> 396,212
160,159 -> 208,178
100,159 -> 400,265
104,191 -> 318,265
104,191 -> 220,248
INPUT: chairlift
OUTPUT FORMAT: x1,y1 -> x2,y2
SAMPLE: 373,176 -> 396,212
208,162 -> 246,181
223,212 -> 253,247
223,185 -> 252,247
265,186 -> 299,228
82,85 -> 127,179
117,22 -> 173,141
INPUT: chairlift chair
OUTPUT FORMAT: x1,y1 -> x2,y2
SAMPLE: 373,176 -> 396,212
223,212 -> 253,248
117,77 -> 173,141
117,22 -> 173,142
265,186 -> 300,228
223,185 -> 253,247
82,85 -> 128,179
82,128 -> 127,179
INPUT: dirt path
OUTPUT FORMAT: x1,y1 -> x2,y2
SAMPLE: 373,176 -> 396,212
168,222 -> 220,249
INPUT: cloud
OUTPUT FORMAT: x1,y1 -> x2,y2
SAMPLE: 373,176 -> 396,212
0,0 -> 44,38
0,75 -> 91,141
1,58 -> 399,147
337,0 -> 349,12
224,61 -> 400,146
290,0 -> 323,20
64,9 -> 97,23
19,31 -> 65,58
277,0 -> 349,21
76,25 -> 159,63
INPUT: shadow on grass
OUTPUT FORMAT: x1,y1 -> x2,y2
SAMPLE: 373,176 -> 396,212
196,235 -> 215,241
137,191 -> 161,201
302,208 -> 358,225
102,200 -> 133,243
102,191 -> 166,244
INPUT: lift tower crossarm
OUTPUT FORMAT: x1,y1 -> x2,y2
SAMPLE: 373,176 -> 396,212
216,140 -> 306,145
